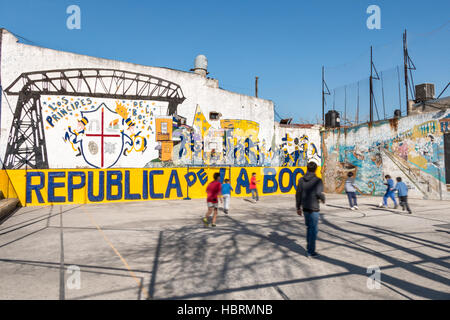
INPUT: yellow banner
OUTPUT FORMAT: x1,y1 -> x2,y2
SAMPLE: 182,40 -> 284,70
3,166 -> 321,206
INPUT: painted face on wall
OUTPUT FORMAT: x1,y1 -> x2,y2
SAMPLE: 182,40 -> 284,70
76,121 -> 85,132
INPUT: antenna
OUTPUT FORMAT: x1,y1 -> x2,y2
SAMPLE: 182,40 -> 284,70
322,66 -> 331,126
369,46 -> 380,124
403,29 -> 416,115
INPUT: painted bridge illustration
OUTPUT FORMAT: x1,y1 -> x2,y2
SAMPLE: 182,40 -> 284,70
2,68 -> 186,169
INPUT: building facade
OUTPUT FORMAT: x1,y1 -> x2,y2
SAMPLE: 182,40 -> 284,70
0,29 -> 321,205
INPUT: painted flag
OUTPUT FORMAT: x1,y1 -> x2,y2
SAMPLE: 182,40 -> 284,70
192,105 -> 211,138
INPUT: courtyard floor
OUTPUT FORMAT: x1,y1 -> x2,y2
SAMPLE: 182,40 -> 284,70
0,194 -> 449,300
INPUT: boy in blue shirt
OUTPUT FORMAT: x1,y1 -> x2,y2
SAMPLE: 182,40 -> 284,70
221,179 -> 233,214
394,177 -> 412,214
379,175 -> 398,209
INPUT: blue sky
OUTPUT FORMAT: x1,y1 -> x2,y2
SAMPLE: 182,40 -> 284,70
1,0 -> 449,123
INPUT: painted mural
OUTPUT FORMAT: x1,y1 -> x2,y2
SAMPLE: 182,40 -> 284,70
278,131 -> 321,167
322,110 -> 450,200
171,106 -> 322,167
3,166 -> 317,206
41,96 -> 170,168
173,105 -> 272,166
1,69 -> 322,172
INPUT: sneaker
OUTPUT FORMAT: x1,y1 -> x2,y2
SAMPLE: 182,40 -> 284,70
350,207 -> 356,211
408,211 -> 412,214
224,210 -> 228,214
211,224 -> 217,227
353,206 -> 359,210
202,217 -> 209,226
307,252 -> 320,258
378,203 -> 384,208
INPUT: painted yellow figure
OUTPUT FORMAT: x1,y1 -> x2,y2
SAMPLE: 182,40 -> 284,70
115,101 -> 147,156
64,117 -> 89,156
124,133 -> 147,154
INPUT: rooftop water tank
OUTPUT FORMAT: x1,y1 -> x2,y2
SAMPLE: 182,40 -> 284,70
325,110 -> 340,128
193,55 -> 208,77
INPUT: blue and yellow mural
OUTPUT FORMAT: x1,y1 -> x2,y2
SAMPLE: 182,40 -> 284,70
2,166 -> 318,206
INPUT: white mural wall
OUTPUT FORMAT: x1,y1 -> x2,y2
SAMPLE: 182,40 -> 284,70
0,29 -> 279,169
42,95 -> 169,168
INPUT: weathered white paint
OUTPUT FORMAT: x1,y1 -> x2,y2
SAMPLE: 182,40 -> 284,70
0,29 -> 275,168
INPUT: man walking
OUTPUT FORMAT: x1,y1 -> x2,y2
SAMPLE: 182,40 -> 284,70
296,162 -> 326,257
394,177 -> 412,214
379,175 -> 398,209
202,172 -> 222,227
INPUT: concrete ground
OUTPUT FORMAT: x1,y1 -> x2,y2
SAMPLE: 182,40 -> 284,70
0,194 -> 449,300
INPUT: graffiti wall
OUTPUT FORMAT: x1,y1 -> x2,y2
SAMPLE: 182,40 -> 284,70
322,110 -> 450,200
172,108 -> 323,167
274,124 -> 322,167
3,166 -> 317,206
42,96 -> 170,168
0,29 -> 324,206
0,29 -> 278,170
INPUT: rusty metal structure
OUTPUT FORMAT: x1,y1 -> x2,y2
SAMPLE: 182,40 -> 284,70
3,68 -> 186,169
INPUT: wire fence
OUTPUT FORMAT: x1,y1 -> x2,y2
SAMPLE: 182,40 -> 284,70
325,66 -> 405,125
323,21 -> 450,126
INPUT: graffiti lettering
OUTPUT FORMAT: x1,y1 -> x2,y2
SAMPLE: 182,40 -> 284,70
21,167 -> 314,205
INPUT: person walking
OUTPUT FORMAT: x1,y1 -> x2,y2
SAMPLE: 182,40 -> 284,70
250,172 -> 259,202
221,178 -> 233,214
202,172 -> 222,227
394,177 -> 412,214
345,172 -> 358,210
379,175 -> 398,209
296,162 -> 326,258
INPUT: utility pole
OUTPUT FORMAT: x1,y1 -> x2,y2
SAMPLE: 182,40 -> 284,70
356,81 -> 360,124
369,46 -> 374,124
381,71 -> 386,120
255,76 -> 259,98
322,66 -> 325,126
397,66 -> 402,115
344,85 -> 347,126
403,30 -> 409,116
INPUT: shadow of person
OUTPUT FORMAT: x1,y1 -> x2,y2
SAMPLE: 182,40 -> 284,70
267,231 -> 307,256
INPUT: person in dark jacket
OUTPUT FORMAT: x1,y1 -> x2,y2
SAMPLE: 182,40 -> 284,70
296,162 -> 326,257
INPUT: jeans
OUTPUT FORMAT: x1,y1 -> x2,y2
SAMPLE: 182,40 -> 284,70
304,211 -> 320,255
223,194 -> 231,210
383,191 -> 398,206
251,189 -> 259,201
399,196 -> 411,213
346,192 -> 357,207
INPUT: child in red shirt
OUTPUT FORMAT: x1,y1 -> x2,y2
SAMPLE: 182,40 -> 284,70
250,172 -> 259,202
202,172 -> 222,227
